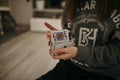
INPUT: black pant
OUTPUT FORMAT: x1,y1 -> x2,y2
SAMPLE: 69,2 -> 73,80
37,60 -> 116,80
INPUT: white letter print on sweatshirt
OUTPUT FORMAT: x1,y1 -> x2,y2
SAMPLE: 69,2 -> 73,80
79,28 -> 98,46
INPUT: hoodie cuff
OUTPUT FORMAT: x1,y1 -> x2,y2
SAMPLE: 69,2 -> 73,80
74,46 -> 91,63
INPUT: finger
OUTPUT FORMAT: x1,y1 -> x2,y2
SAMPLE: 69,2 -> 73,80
54,48 -> 67,56
48,40 -> 50,46
44,22 -> 57,30
49,49 -> 51,55
49,49 -> 57,59
54,48 -> 67,53
53,53 -> 69,60
49,49 -> 53,57
46,31 -> 51,40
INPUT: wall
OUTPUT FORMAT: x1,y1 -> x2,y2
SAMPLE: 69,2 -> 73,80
10,0 -> 32,25
30,18 -> 62,32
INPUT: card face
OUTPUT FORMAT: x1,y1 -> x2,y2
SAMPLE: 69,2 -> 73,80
51,29 -> 69,43
50,29 -> 74,56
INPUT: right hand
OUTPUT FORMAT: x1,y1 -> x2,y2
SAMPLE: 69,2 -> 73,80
44,22 -> 57,53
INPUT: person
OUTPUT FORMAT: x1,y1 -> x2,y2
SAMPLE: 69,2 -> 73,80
37,0 -> 120,80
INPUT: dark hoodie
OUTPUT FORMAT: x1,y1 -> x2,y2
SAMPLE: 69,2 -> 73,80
62,0 -> 120,80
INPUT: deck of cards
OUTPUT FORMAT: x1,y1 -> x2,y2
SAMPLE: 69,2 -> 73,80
50,29 -> 74,56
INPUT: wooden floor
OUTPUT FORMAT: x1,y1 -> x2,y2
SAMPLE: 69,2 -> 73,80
0,32 -> 58,80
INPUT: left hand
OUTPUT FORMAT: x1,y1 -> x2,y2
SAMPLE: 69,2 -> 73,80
52,47 -> 78,60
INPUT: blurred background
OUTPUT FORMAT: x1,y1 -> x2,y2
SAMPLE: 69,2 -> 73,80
0,0 -> 65,80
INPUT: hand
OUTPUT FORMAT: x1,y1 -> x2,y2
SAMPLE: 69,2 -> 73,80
44,22 -> 77,60
45,22 -> 58,56
52,46 -> 78,60
45,22 -> 57,46
44,22 -> 57,30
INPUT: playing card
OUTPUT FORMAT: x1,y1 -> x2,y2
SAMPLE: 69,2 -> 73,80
50,29 -> 75,56
51,29 -> 69,43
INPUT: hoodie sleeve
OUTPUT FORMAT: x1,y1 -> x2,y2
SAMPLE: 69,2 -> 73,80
73,31 -> 120,68
72,0 -> 120,68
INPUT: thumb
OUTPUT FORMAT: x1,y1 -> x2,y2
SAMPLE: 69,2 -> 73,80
44,22 -> 57,30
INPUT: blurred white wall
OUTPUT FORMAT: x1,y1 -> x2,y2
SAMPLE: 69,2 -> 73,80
10,0 -> 32,25
30,18 -> 62,32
